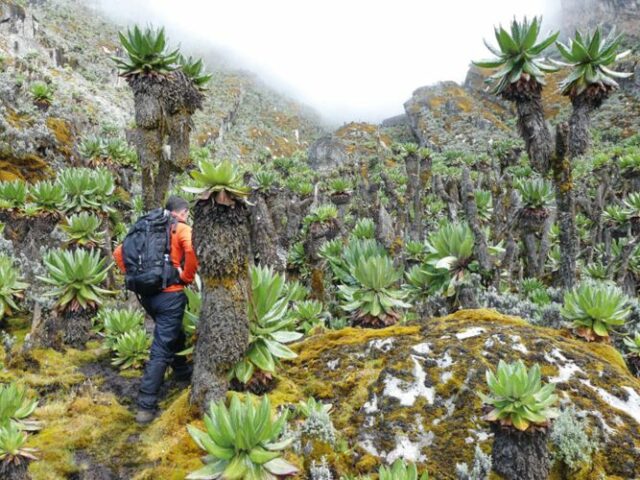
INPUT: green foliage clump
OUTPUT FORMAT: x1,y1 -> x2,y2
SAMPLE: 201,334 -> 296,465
178,54 -> 212,89
229,266 -> 302,385
291,300 -> 326,335
0,422 -> 37,468
623,332 -> 640,356
39,249 -> 115,312
339,255 -> 410,327
29,81 -> 54,105
351,218 -> 375,240
479,360 -> 559,431
550,406 -> 599,471
253,170 -> 279,191
96,307 -> 145,347
328,177 -> 353,194
554,27 -> 632,97
378,459 -> 429,480
61,212 -> 105,248
184,159 -> 251,203
0,181 -> 27,210
57,168 -> 116,213
111,328 -> 151,370
179,283 -> 201,356
515,178 -> 553,209
473,16 -> 558,95
0,383 -> 39,432
28,181 -> 65,212
560,283 -> 630,340
113,25 -> 179,76
304,204 -> 338,226
0,255 -> 28,321
186,395 -> 297,479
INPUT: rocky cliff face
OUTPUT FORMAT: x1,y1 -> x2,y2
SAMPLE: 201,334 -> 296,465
561,0 -> 640,43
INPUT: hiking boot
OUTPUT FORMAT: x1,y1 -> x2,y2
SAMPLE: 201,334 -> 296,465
135,408 -> 157,425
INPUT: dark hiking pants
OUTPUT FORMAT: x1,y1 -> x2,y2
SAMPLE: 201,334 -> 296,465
137,290 -> 189,410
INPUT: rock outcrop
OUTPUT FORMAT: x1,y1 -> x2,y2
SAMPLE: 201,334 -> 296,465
270,309 -> 640,478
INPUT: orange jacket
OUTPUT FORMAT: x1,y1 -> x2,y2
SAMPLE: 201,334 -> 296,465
113,221 -> 198,292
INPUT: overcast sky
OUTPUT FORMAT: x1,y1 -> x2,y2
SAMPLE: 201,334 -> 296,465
95,0 -> 560,124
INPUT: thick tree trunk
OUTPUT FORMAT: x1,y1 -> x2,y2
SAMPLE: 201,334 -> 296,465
1,460 -> 31,480
190,200 -> 250,412
127,72 -> 203,210
491,425 -> 550,480
461,167 -> 491,273
249,193 -> 284,271
62,308 -> 96,349
551,123 -> 577,290
568,92 -> 598,159
515,95 -> 552,174
417,150 -> 432,241
405,152 -> 420,241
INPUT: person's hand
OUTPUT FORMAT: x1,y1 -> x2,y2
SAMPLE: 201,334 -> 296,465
178,267 -> 184,279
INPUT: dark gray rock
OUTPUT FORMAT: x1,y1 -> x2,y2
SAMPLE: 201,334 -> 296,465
307,135 -> 349,172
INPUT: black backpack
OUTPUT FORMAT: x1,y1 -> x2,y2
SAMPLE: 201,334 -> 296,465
122,208 -> 181,296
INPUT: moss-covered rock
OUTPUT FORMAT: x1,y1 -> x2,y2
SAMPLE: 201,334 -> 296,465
269,309 -> 640,478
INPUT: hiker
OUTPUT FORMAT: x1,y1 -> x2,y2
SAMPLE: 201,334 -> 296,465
113,195 -> 199,424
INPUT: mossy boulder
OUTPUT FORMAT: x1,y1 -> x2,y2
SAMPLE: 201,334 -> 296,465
270,309 -> 640,479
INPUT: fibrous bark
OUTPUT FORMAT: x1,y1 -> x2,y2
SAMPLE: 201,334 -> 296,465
190,200 -> 250,412
568,87 -> 608,159
461,167 -> 491,274
249,192 -> 285,271
1,460 -> 31,480
127,71 -> 203,209
514,95 -> 552,174
491,425 -> 551,480
551,123 -> 577,290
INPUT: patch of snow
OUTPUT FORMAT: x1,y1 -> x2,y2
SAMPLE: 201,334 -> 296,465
363,394 -> 378,414
383,355 -> 435,406
549,362 -> 583,384
484,337 -> 495,348
442,371 -> 453,383
369,338 -> 395,352
359,437 -> 380,457
437,351 -> 453,369
326,359 -> 340,370
509,335 -> 529,354
385,431 -> 434,464
412,342 -> 431,355
456,327 -> 485,340
581,380 -> 640,425
464,436 -> 474,444
589,409 -> 616,435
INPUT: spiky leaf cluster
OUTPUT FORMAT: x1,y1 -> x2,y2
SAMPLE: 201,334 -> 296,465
339,255 -> 411,327
113,25 -> 179,77
291,300 -> 326,334
111,328 -> 151,370
624,333 -> 640,356
479,360 -> 559,431
0,181 -> 27,210
29,81 -> 54,104
57,168 -> 115,213
328,178 -> 353,195
560,283 -> 630,340
0,255 -> 28,320
0,383 -> 39,432
28,181 -> 65,212
178,54 -> 212,89
0,422 -> 37,467
378,459 -> 429,480
554,27 -> 632,98
61,212 -> 105,248
351,218 -> 375,240
229,266 -> 302,385
186,395 -> 298,480
515,178 -> 554,209
304,204 -> 338,226
184,159 -> 251,204
38,249 -> 115,312
474,17 -> 558,97
96,307 -> 145,347
179,284 -> 202,356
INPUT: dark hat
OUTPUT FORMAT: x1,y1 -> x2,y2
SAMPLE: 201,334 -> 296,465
165,195 -> 189,212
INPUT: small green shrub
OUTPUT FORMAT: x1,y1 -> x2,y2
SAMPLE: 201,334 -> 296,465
187,395 -> 297,479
